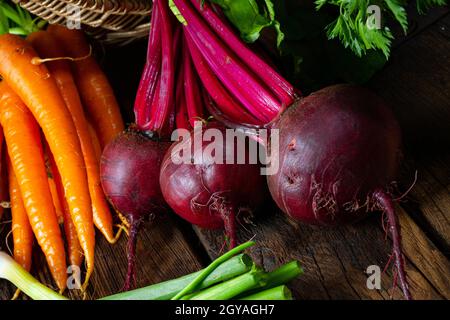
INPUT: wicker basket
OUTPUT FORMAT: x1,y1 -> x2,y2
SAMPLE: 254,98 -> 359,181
14,0 -> 152,45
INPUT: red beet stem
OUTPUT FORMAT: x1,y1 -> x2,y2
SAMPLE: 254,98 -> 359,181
149,0 -> 175,135
182,37 -> 204,127
123,216 -> 142,292
374,189 -> 412,300
201,88 -> 265,131
173,0 -> 280,122
188,0 -> 297,106
134,2 -> 161,130
184,32 -> 258,125
175,51 -> 190,130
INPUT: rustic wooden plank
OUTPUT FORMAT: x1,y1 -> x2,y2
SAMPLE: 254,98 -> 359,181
194,204 -> 445,299
369,13 -> 450,252
395,205 -> 450,298
0,214 -> 205,300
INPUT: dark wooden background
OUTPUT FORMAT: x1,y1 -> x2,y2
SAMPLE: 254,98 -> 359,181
0,7 -> 449,300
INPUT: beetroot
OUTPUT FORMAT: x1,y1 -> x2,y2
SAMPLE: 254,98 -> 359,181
100,128 -> 171,290
267,84 -> 411,299
159,122 -> 265,247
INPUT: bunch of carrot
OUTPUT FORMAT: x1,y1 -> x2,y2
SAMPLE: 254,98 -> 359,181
0,25 -> 124,294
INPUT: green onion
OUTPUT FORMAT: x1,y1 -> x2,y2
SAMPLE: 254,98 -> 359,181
171,240 -> 255,300
265,260 -> 303,288
0,252 -> 67,300
240,285 -> 293,300
186,268 -> 267,300
236,260 -> 303,298
100,254 -> 253,300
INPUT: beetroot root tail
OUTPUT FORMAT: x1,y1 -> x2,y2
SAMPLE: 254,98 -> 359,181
220,205 -> 237,249
374,189 -> 412,300
122,217 -> 142,292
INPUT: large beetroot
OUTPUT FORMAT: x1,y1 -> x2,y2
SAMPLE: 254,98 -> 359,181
159,122 -> 265,247
267,84 -> 411,299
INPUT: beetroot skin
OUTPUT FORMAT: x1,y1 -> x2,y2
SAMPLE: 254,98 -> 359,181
267,84 -> 411,299
101,129 -> 170,221
268,84 -> 401,225
159,122 -> 265,247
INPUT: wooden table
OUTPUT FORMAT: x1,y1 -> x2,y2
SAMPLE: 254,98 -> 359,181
1,8 -> 449,300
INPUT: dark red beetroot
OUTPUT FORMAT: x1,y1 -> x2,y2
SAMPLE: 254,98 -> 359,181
159,122 -> 265,247
100,128 -> 171,290
267,84 -> 411,299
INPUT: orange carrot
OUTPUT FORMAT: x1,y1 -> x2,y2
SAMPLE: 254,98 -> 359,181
45,142 -> 83,268
43,142 -> 64,224
0,131 -> 7,221
7,159 -> 33,272
34,133 -> 64,225
48,176 -> 64,224
63,203 -> 84,268
0,81 -> 67,290
28,31 -> 119,244
0,34 -> 94,288
47,25 -> 124,148
87,121 -> 102,162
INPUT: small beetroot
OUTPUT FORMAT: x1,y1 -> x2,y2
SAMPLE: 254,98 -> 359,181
100,128 -> 171,290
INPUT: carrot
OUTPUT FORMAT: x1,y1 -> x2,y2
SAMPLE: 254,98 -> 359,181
43,141 -> 64,224
45,142 -> 83,268
0,34 -> 94,288
7,159 -> 33,272
88,121 -> 102,162
48,176 -> 64,224
27,31 -> 120,244
0,131 -> 7,221
47,24 -> 124,148
0,81 -> 67,291
8,157 -> 34,300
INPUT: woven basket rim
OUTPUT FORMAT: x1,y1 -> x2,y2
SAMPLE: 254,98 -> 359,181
14,0 -> 152,45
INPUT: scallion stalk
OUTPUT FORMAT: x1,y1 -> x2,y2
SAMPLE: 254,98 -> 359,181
171,240 -> 255,300
185,268 -> 267,300
101,253 -> 253,300
240,285 -> 293,300
265,260 -> 303,288
237,260 -> 303,298
0,252 -> 67,300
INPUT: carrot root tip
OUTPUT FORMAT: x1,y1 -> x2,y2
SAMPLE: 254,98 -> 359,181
31,46 -> 92,66
105,223 -> 126,244
11,289 -> 21,300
